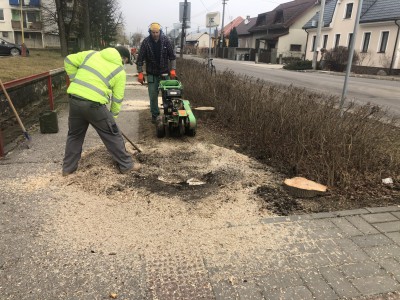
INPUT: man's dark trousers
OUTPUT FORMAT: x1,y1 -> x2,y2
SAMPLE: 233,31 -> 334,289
63,97 -> 133,174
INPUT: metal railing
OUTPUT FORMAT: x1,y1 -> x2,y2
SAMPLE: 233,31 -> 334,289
0,68 -> 66,157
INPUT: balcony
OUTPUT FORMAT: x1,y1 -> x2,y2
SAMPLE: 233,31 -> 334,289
9,0 -> 41,8
11,20 -> 42,30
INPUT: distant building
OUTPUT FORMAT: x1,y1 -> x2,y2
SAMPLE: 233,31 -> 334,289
236,16 -> 257,48
185,32 -> 210,54
250,0 -> 318,63
0,0 -> 61,48
219,16 -> 244,47
185,32 -> 210,48
303,0 -> 400,72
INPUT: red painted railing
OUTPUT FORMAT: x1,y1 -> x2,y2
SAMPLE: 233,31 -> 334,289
0,68 -> 66,158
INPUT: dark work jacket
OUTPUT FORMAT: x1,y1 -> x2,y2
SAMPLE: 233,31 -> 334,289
136,34 -> 176,75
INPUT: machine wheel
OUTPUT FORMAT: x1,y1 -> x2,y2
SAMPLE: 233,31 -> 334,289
156,118 -> 166,138
178,118 -> 185,136
186,128 -> 196,137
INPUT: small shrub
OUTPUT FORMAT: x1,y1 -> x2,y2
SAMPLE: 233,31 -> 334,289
324,46 -> 359,72
282,57 -> 301,65
283,59 -> 312,70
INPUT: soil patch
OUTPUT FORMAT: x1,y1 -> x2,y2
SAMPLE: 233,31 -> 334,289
198,117 -> 400,215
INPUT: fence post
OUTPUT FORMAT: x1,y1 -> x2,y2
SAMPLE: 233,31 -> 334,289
66,74 -> 70,88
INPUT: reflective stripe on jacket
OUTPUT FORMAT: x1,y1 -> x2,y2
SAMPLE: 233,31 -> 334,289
64,48 -> 126,117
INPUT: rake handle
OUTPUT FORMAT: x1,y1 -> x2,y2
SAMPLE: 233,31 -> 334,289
121,130 -> 142,153
0,79 -> 28,135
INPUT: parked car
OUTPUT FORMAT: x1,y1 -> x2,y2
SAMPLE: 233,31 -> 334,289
175,46 -> 181,54
0,38 -> 29,56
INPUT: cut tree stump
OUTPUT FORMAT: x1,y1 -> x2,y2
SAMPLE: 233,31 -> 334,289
283,177 -> 327,198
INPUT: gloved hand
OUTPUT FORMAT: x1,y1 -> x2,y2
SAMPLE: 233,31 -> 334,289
138,72 -> 145,85
170,69 -> 176,79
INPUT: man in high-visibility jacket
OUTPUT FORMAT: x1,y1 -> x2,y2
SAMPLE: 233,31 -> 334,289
62,46 -> 140,176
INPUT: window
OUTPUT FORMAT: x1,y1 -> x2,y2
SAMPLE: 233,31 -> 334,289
28,0 -> 41,7
335,34 -> 340,49
290,44 -> 301,51
348,33 -> 353,48
11,10 -> 21,21
323,35 -> 328,49
311,35 -> 316,51
362,32 -> 370,52
0,9 -> 4,21
27,12 -> 39,22
345,3 -> 353,18
379,31 -> 389,53
274,10 -> 284,24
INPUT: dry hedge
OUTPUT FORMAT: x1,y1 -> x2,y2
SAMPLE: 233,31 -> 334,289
178,59 -> 400,189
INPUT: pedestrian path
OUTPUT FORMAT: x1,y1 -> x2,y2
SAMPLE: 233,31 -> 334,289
139,205 -> 400,299
207,207 -> 400,299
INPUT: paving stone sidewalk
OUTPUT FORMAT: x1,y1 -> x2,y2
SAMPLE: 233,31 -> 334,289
209,207 -> 400,300
143,206 -> 400,300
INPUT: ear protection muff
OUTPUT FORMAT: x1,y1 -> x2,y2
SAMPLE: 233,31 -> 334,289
148,22 -> 163,35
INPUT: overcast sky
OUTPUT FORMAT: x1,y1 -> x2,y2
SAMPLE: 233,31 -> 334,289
119,0 -> 290,35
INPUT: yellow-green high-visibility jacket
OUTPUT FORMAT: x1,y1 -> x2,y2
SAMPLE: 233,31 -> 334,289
64,48 -> 126,118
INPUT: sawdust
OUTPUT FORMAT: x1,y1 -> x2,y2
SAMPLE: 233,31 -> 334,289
23,110 -> 308,271
3,173 -> 54,193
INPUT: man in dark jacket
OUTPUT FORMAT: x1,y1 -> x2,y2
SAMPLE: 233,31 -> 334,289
136,22 -> 176,123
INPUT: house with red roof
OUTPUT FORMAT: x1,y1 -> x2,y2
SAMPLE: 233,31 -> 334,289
218,16 -> 244,47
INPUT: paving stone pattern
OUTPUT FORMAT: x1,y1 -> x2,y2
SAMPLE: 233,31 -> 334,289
142,206 -> 400,299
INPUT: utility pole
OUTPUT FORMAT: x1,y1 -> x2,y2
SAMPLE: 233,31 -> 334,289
312,0 -> 326,70
165,26 -> 168,36
19,0 -> 27,56
220,0 -> 228,48
340,0 -> 364,116
180,0 -> 188,58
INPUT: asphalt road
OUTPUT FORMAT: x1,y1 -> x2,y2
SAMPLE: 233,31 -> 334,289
188,56 -> 400,116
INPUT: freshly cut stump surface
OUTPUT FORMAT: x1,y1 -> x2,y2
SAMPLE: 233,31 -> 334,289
283,177 -> 327,198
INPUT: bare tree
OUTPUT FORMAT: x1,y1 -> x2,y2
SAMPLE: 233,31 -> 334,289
41,0 -> 58,33
43,0 -> 123,54
357,51 -> 373,66
131,32 -> 143,47
379,53 -> 392,69
82,0 -> 91,50
54,0 -> 68,56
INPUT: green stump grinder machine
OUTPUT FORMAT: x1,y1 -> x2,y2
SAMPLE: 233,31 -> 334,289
156,76 -> 197,138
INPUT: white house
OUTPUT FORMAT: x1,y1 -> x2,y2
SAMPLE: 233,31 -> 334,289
304,0 -> 400,71
185,32 -> 210,49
